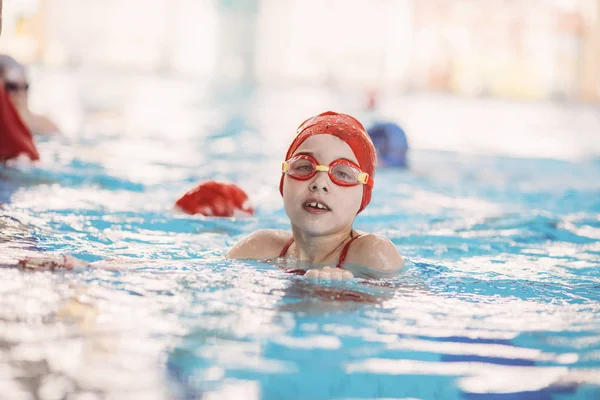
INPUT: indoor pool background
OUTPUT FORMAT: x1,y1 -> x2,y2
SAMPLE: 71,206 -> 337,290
0,74 -> 599,400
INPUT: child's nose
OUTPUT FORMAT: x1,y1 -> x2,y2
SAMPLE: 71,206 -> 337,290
309,170 -> 330,193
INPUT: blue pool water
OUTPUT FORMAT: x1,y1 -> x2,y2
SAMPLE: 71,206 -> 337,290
0,84 -> 599,399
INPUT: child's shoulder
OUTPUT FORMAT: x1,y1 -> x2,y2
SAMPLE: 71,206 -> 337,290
352,233 -> 396,254
227,229 -> 292,260
247,229 -> 292,246
348,233 -> 404,273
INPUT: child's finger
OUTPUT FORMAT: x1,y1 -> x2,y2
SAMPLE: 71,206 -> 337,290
330,269 -> 344,280
319,269 -> 331,280
342,270 -> 354,279
305,269 -> 320,279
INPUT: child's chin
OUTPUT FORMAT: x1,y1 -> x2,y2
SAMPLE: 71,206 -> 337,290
295,220 -> 339,237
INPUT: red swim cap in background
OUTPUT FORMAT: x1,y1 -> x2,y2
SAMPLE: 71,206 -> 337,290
175,180 -> 254,217
0,85 -> 40,162
279,111 -> 377,213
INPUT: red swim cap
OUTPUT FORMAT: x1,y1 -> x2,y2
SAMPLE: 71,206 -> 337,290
175,181 -> 254,217
0,85 -> 39,162
279,111 -> 376,213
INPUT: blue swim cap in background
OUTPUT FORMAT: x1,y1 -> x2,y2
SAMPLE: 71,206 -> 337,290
367,122 -> 409,168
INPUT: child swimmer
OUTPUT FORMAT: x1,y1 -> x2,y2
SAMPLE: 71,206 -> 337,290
227,111 -> 404,280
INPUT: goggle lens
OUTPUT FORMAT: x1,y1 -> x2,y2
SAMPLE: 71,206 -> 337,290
330,163 -> 361,185
288,158 -> 316,178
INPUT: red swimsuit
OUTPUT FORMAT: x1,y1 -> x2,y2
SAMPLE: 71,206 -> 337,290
279,232 -> 362,274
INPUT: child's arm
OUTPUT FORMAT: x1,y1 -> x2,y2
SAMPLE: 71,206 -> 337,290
14,254 -> 90,270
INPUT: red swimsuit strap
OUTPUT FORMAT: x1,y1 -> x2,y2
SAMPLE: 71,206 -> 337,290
336,232 -> 362,269
279,237 -> 295,258
279,237 -> 305,275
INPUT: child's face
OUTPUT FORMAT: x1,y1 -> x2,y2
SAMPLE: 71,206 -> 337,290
283,134 -> 363,236
4,67 -> 28,109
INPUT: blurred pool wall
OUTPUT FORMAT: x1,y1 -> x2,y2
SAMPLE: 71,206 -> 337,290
2,0 -> 600,101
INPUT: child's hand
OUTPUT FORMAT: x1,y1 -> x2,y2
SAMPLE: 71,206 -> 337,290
305,266 -> 354,281
17,255 -> 89,271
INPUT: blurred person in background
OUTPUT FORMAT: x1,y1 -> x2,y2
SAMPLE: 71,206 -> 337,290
0,80 -> 39,163
363,90 -> 409,168
368,121 -> 409,168
0,54 -> 61,135
175,180 -> 254,217
0,10 -> 40,164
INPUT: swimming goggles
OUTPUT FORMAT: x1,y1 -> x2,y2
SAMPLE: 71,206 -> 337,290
282,154 -> 373,187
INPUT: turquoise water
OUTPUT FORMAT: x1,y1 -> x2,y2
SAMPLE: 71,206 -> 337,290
1,87 -> 599,399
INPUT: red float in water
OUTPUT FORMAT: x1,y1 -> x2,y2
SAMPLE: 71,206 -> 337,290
176,180 -> 254,217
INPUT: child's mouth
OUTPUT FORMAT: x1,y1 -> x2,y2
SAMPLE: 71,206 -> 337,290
303,201 -> 331,214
